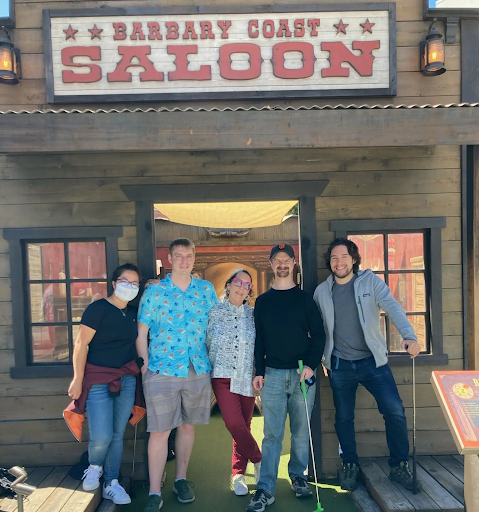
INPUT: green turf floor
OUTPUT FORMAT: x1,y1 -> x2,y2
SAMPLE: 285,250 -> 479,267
123,410 -> 358,512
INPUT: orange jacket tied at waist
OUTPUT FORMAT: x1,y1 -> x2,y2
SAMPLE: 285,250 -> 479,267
63,358 -> 146,442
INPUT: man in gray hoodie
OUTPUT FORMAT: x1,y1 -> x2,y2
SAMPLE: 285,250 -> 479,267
313,238 -> 422,493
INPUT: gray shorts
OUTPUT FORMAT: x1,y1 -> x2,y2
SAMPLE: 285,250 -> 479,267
143,364 -> 211,433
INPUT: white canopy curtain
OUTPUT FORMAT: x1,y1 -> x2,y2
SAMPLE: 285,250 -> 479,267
154,201 -> 298,228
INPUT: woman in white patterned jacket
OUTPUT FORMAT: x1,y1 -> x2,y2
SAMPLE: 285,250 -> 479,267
206,269 -> 262,496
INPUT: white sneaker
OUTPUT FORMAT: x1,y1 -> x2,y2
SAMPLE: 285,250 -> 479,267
232,474 -> 248,496
82,465 -> 103,491
102,479 -> 131,505
254,462 -> 261,484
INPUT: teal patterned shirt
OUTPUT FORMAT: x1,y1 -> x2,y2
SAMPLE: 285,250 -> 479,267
138,274 -> 218,377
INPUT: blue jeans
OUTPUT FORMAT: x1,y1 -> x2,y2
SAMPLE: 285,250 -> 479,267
258,367 -> 316,496
86,375 -> 136,483
328,355 -> 408,467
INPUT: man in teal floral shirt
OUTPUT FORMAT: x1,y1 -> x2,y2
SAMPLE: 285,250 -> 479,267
137,238 -> 217,511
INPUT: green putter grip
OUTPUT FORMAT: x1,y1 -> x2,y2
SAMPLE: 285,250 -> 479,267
298,359 -> 308,400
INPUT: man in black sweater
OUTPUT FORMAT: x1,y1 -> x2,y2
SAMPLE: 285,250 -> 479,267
246,244 -> 325,512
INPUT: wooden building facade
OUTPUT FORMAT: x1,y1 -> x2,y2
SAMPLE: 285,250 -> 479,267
1,0 -> 479,480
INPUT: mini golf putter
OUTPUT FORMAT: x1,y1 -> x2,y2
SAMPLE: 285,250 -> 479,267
298,360 -> 325,512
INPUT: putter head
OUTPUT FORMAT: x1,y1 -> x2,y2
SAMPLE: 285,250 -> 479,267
315,504 -> 324,512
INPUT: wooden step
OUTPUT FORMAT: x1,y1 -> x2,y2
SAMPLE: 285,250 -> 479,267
360,457 -> 464,512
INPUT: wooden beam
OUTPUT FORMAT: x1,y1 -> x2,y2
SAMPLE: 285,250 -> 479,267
122,181 -> 329,202
466,146 -> 479,370
1,107 -> 479,154
461,20 -> 479,103
135,202 -> 156,282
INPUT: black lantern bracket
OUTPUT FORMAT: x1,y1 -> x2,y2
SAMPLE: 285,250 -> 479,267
445,17 -> 459,45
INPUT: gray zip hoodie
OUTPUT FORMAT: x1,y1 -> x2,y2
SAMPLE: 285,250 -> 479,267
313,269 -> 417,370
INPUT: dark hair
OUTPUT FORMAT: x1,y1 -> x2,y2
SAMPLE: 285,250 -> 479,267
225,268 -> 254,301
111,263 -> 141,283
169,238 -> 196,255
324,238 -> 361,273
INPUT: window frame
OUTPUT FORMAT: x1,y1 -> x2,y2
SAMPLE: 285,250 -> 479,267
4,226 -> 123,378
330,217 -> 448,366
0,0 -> 15,28
424,0 -> 479,20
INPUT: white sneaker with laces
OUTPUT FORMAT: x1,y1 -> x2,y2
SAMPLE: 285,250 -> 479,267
102,479 -> 131,505
254,462 -> 261,484
82,465 -> 103,491
232,474 -> 248,496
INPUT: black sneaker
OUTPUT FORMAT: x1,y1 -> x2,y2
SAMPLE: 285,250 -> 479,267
246,489 -> 275,512
173,479 -> 195,503
390,461 -> 422,492
339,462 -> 359,491
290,476 -> 313,499
143,494 -> 163,512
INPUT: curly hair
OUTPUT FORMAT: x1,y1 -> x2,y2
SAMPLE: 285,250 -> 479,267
324,238 -> 361,273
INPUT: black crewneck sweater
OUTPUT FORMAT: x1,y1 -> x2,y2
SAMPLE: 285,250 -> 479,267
254,286 -> 325,376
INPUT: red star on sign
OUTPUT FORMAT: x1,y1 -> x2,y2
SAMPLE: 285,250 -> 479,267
88,24 -> 103,40
360,19 -> 375,34
334,19 -> 349,35
63,25 -> 78,41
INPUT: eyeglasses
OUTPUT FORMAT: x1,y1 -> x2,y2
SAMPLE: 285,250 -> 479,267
232,277 -> 253,291
116,278 -> 139,290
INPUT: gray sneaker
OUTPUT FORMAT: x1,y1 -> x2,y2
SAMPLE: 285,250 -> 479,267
390,461 -> 422,492
246,489 -> 275,512
339,462 -> 359,491
291,476 -> 313,498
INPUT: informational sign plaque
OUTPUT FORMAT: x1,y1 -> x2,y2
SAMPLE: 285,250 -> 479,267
43,3 -> 396,103
431,371 -> 479,454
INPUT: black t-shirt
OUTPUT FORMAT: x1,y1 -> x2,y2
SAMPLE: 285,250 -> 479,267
254,286 -> 326,376
81,298 -> 138,368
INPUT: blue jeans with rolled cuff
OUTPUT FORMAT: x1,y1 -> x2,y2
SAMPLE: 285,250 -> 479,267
86,374 -> 136,483
328,355 -> 409,468
257,366 -> 316,496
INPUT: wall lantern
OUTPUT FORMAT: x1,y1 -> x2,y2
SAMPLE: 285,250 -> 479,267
420,20 -> 446,76
0,27 -> 22,85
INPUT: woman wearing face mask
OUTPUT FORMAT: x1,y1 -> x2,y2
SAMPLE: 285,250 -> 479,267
67,263 -> 142,504
206,269 -> 262,496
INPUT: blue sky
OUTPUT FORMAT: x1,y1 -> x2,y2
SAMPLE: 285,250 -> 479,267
0,0 -> 11,18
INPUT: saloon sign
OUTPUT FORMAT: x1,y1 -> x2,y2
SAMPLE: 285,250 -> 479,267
43,4 -> 396,103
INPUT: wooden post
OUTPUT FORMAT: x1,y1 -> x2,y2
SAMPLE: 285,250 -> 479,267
464,454 -> 479,512
135,201 -> 156,282
298,195 -> 322,477
466,147 -> 479,370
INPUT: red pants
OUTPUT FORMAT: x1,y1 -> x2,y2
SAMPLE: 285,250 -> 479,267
211,378 -> 262,475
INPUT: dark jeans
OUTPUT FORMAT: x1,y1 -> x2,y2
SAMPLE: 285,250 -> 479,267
328,355 -> 409,467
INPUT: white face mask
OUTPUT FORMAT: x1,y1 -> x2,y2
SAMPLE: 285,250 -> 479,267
114,282 -> 139,302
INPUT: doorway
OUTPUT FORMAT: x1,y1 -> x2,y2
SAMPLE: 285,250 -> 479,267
122,180 -> 329,475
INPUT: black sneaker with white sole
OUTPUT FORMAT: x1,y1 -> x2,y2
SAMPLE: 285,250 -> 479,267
291,476 -> 313,499
245,489 -> 275,512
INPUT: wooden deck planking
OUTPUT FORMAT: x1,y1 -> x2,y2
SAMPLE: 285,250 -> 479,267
374,458 -> 441,512
23,467 -> 71,512
34,473 -> 82,512
432,456 -> 465,484
417,456 -> 465,505
451,455 -> 464,466
413,464 -> 464,512
0,468 -> 54,512
360,457 -> 464,512
0,467 -> 101,512
360,458 -> 415,511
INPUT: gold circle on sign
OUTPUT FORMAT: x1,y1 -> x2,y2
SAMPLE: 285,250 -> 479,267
452,382 -> 474,400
